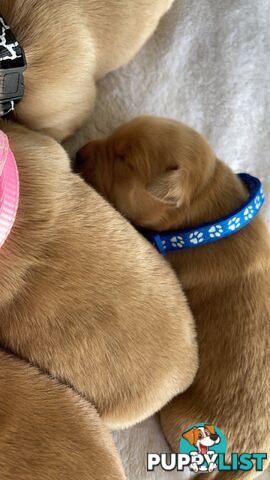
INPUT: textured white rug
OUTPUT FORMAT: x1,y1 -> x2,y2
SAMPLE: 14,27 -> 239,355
66,0 -> 270,478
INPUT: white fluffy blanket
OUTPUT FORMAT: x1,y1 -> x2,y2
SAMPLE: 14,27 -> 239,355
66,0 -> 270,478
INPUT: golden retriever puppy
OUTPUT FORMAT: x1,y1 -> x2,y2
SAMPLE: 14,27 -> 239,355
0,348 -> 125,480
77,116 -> 270,479
0,120 -> 198,431
0,0 -> 174,141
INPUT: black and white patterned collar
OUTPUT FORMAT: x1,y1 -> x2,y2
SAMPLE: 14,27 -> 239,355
0,16 -> 26,116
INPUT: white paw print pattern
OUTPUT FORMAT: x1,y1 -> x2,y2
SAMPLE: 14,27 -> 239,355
189,231 -> 204,245
244,205 -> 254,220
170,236 -> 185,248
162,240 -> 167,250
209,225 -> 223,238
228,216 -> 241,231
255,195 -> 262,210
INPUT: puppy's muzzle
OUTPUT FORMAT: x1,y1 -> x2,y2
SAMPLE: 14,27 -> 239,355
74,140 -> 101,176
74,149 -> 87,173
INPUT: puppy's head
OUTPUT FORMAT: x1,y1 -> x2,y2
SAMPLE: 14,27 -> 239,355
183,425 -> 220,454
76,116 -> 216,230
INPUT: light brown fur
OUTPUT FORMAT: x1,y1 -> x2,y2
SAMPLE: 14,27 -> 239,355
0,0 -> 174,141
77,116 -> 270,479
0,120 -> 198,433
0,348 -> 126,480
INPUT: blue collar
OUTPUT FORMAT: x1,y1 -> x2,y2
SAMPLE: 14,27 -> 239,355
141,173 -> 265,256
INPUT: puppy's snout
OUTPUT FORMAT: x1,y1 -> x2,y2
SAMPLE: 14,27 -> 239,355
75,139 -> 105,174
210,434 -> 219,442
74,142 -> 97,177
74,149 -> 87,173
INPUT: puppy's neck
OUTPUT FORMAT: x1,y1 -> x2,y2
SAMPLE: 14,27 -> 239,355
161,161 -> 268,291
169,160 -> 248,231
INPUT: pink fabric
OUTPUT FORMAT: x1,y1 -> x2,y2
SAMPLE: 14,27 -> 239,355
0,131 -> 19,249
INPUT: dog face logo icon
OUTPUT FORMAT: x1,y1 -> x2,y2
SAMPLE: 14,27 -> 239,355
180,423 -> 227,473
183,424 -> 220,455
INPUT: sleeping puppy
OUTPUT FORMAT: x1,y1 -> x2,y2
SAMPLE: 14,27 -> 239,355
0,0 -> 174,141
0,348 -> 126,480
77,116 -> 270,479
0,120 -> 198,431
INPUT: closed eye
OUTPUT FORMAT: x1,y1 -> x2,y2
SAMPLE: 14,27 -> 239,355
165,165 -> 179,172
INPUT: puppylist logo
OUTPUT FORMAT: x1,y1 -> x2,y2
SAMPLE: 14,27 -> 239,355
147,423 -> 267,474
180,423 -> 225,473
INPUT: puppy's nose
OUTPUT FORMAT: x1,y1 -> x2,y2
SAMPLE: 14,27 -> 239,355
210,434 -> 218,442
74,140 -> 102,174
74,149 -> 85,173
73,147 -> 93,173
74,149 -> 86,173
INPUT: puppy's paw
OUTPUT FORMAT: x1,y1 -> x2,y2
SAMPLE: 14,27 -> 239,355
190,463 -> 199,472
209,463 -> 217,472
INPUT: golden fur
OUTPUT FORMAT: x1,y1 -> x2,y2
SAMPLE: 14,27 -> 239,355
0,348 -> 126,480
0,120 -> 198,432
77,116 -> 270,479
0,0 -> 174,141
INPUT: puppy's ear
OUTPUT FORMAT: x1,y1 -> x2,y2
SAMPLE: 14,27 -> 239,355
205,425 -> 216,435
182,428 -> 195,446
146,169 -> 183,207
